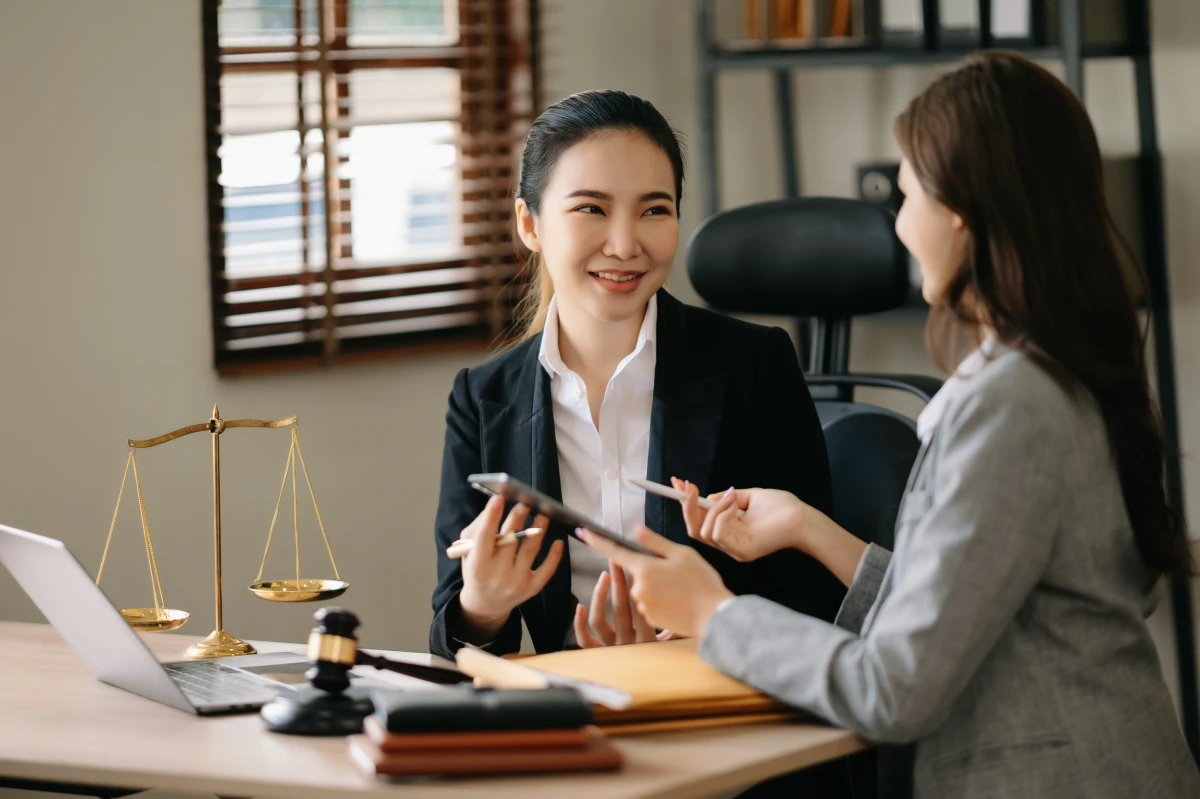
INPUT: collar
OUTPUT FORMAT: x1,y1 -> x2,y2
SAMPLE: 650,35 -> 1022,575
537,293 -> 658,379
916,336 -> 1001,442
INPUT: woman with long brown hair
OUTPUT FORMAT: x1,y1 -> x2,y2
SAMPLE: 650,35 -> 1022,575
581,53 -> 1200,797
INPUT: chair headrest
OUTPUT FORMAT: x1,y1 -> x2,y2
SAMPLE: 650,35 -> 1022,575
685,197 -> 910,317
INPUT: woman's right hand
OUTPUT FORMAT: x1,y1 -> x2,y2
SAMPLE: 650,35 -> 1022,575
457,495 -> 563,639
674,478 -> 868,587
673,477 -> 808,562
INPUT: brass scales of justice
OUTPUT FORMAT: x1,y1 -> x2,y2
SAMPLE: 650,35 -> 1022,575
94,406 -> 348,659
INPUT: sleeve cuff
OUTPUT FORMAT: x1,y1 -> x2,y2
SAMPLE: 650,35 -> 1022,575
698,593 -> 845,707
833,543 -> 893,635
452,635 -> 503,652
714,594 -> 739,617
444,593 -> 514,654
699,594 -> 763,672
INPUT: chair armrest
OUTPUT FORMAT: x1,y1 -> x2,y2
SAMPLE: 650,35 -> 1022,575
806,373 -> 942,404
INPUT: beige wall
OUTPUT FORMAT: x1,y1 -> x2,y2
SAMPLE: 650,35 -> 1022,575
0,0 -> 1197,716
0,0 -> 476,652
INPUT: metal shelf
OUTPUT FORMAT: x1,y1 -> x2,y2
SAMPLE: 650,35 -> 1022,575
705,43 -> 1141,72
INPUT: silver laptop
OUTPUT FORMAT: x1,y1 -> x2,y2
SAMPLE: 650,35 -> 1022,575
0,523 -> 311,715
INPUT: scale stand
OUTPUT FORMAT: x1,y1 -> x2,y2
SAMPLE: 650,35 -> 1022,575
96,406 -> 348,658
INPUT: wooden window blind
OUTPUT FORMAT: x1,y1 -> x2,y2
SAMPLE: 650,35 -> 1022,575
202,0 -> 536,374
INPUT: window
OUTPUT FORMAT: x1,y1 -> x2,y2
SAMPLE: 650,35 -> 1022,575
203,0 -> 537,373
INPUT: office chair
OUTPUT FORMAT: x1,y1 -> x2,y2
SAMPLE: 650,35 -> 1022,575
686,197 -> 941,551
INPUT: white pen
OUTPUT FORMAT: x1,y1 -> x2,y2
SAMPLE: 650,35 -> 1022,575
445,528 -> 543,559
629,477 -> 746,518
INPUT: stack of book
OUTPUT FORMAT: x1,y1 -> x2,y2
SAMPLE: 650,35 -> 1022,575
347,687 -> 623,778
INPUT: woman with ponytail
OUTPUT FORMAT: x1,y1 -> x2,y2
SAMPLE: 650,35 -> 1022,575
428,90 -> 844,661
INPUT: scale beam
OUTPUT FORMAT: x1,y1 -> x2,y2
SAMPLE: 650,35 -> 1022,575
128,415 -> 298,448
102,407 -> 339,660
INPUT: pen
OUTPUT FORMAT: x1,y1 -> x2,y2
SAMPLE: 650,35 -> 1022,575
445,528 -> 543,560
629,477 -> 746,518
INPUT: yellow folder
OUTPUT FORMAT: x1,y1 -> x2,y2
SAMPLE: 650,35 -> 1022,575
455,638 -> 795,730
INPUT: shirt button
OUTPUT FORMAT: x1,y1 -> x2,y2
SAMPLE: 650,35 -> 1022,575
604,468 -> 618,480
574,386 -> 583,400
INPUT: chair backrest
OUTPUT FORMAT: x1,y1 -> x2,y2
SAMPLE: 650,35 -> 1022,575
686,197 -> 939,549
685,197 -> 910,318
815,403 -> 918,551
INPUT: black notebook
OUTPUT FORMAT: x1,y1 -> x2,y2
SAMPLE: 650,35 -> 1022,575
373,686 -> 594,733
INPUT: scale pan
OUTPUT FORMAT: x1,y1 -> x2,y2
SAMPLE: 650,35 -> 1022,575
248,578 -> 349,602
120,607 -> 190,632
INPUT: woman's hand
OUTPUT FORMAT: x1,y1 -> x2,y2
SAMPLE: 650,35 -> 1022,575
457,496 -> 564,639
674,478 -> 868,587
673,477 -> 807,562
576,525 -> 734,639
573,563 -> 660,647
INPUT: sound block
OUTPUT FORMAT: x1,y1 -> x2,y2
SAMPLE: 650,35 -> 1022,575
260,686 -> 376,736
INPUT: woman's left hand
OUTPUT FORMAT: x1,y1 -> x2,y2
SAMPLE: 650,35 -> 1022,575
575,525 -> 734,639
573,563 -> 658,648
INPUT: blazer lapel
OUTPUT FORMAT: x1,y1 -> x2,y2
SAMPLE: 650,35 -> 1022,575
529,374 -> 562,507
646,292 -> 727,543
506,336 -> 573,649
502,335 -> 561,499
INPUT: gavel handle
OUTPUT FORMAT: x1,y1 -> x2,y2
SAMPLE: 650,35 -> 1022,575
354,650 -> 472,685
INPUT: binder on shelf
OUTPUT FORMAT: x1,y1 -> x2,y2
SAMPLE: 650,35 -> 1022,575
737,0 -> 816,49
818,0 -> 871,47
990,0 -> 1036,45
729,0 -> 875,52
775,0 -> 812,40
880,0 -> 925,48
939,0 -> 981,47
1041,0 -> 1130,49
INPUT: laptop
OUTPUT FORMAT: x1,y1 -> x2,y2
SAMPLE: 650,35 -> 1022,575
0,523 -> 312,715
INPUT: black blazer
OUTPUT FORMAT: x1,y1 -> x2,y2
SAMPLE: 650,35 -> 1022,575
429,290 -> 845,659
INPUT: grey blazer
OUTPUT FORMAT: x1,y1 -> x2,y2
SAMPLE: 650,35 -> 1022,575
699,345 -> 1200,798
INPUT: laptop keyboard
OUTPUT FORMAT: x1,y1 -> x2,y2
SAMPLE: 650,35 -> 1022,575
163,661 -> 277,706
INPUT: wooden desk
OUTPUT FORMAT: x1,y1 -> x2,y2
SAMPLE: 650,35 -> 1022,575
0,622 -> 867,798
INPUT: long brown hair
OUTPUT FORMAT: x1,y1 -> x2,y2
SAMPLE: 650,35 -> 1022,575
501,90 -> 685,349
894,51 -> 1191,577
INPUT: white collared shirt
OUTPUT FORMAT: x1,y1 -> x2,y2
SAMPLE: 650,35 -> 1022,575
537,294 -> 657,615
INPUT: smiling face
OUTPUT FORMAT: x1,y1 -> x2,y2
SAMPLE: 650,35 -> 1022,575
514,131 -> 678,326
895,157 -> 969,305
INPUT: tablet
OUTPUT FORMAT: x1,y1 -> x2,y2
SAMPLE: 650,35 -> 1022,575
466,473 -> 659,557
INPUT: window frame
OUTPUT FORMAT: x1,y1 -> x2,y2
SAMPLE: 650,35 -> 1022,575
202,0 -> 538,375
